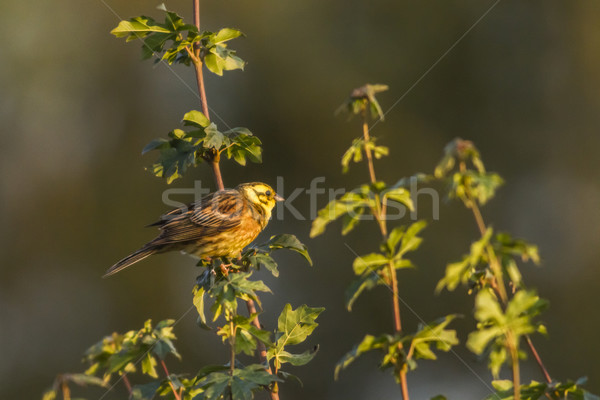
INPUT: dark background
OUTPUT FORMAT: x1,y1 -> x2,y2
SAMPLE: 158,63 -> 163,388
1,0 -> 600,399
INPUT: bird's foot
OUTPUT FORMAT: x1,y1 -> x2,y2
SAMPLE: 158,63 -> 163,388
219,263 -> 231,277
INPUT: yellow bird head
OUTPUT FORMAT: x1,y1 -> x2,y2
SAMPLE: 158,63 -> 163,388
236,182 -> 284,222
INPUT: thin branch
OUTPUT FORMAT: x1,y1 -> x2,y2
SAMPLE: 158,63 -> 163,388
506,331 -> 521,400
192,0 -> 210,120
160,359 -> 182,400
229,320 -> 236,376
362,111 -> 409,400
525,335 -> 552,384
361,117 -> 377,183
61,379 -> 71,400
121,374 -> 133,396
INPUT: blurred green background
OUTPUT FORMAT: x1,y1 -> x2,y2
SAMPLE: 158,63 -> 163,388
1,0 -> 600,399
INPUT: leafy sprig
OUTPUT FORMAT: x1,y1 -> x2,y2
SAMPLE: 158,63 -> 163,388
111,5 -> 245,75
143,110 -> 262,183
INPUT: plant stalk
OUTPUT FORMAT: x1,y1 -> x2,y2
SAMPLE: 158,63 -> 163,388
192,0 -> 210,120
160,359 -> 182,400
362,112 -> 409,400
60,379 -> 71,400
229,320 -> 236,375
361,118 -> 377,183
122,374 -> 133,395
190,1 -> 278,398
506,332 -> 521,400
525,335 -> 552,384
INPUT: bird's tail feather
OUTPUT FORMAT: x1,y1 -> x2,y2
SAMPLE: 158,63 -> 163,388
103,246 -> 157,278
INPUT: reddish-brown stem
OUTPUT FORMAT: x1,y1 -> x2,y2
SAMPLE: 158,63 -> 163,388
121,374 -> 133,395
246,300 -> 280,399
160,359 -> 182,400
362,112 -> 409,400
210,159 -> 225,191
191,3 -> 276,398
192,0 -> 210,120
525,335 -> 552,383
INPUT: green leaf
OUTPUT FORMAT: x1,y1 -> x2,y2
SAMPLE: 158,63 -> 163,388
260,234 -> 312,266
277,345 -> 319,366
468,289 -> 547,377
382,187 -> 414,212
275,304 -> 324,346
66,374 -> 107,388
183,110 -> 210,128
407,315 -> 459,367
247,253 -> 279,277
111,17 -> 171,37
141,353 -> 158,378
142,138 -> 169,154
198,366 -> 280,400
226,133 -> 263,166
341,207 -> 364,235
277,370 -> 303,387
212,28 -> 244,44
398,220 -> 427,256
42,390 -> 57,400
341,138 -> 364,173
352,253 -> 388,275
310,188 -> 373,237
436,227 -> 493,292
203,123 -> 225,149
268,304 -> 324,371
131,381 -> 162,400
334,334 -> 397,379
192,286 -> 210,329
345,273 -> 381,311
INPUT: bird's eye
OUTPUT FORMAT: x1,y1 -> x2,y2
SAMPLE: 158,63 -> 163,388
265,190 -> 272,197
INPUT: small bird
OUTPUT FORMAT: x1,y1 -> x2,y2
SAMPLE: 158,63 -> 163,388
104,182 -> 283,277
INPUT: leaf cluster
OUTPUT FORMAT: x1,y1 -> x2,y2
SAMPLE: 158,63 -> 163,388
341,137 -> 389,173
143,110 -> 262,183
487,377 -> 600,400
346,221 -> 426,311
467,290 -> 547,377
335,315 -> 459,382
436,230 -> 540,294
84,319 -> 181,380
111,5 -> 244,75
434,138 -> 503,206
336,83 -> 389,121
309,181 -> 414,237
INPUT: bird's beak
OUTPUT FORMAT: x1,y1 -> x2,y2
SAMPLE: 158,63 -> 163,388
275,194 -> 285,202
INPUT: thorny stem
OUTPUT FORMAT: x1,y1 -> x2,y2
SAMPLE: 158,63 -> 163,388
122,374 -> 133,396
191,1 -> 278,399
458,161 -> 553,392
160,359 -> 182,400
362,112 -> 409,400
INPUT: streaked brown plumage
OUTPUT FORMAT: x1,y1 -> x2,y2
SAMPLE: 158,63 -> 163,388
104,182 -> 283,277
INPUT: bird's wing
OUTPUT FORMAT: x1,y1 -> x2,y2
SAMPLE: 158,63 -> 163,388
152,190 -> 244,244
